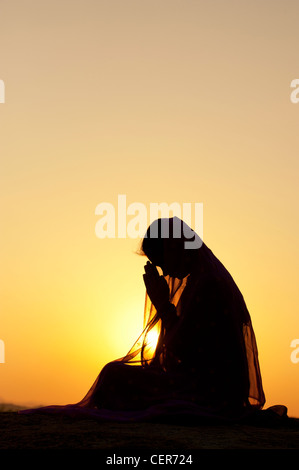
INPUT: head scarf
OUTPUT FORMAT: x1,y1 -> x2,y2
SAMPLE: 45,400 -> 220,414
117,217 -> 265,409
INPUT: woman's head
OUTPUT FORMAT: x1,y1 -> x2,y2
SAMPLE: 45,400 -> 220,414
141,217 -> 200,279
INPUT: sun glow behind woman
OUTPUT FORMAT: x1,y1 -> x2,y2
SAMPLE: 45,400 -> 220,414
145,328 -> 160,356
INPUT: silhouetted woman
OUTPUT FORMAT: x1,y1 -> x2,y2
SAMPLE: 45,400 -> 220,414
21,217 -> 287,422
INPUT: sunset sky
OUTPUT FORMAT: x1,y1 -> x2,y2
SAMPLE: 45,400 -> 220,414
1,0 -> 299,417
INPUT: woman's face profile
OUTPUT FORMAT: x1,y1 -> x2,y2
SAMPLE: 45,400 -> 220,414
143,218 -> 198,279
150,239 -> 189,279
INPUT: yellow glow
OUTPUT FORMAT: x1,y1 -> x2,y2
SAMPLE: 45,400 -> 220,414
145,329 -> 160,356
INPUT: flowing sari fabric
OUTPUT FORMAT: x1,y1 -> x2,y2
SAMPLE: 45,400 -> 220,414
20,238 -> 288,423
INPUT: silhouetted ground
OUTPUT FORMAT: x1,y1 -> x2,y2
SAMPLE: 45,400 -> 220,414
1,407 -> 299,451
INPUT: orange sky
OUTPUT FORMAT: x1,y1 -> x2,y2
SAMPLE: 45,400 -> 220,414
1,0 -> 299,417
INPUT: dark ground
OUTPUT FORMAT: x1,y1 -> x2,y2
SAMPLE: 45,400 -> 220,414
1,406 -> 299,452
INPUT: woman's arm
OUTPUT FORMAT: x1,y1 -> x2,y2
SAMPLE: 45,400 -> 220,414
156,300 -> 178,329
143,262 -> 179,330
143,261 -> 170,311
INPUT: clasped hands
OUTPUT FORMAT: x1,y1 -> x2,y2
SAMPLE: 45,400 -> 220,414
143,261 -> 170,315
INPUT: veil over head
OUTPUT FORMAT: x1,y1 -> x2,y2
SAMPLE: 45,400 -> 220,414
105,217 -> 265,410
117,217 -> 200,367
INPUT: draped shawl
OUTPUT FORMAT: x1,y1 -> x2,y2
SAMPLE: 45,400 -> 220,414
20,238 -> 281,422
